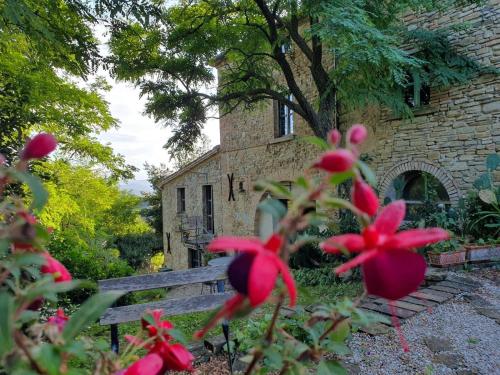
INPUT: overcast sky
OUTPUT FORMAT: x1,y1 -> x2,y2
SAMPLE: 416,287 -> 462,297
94,25 -> 220,184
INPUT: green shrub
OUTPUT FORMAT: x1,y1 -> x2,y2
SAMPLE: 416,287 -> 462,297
293,266 -> 340,286
114,233 -> 163,268
48,237 -> 134,303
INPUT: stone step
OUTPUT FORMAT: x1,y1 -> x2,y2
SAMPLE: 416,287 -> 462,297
420,288 -> 455,299
372,298 -> 427,313
360,302 -> 415,319
438,280 -> 477,292
409,291 -> 449,303
428,284 -> 462,294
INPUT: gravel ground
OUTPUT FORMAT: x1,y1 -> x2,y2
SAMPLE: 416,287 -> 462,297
345,269 -> 500,375
178,269 -> 500,374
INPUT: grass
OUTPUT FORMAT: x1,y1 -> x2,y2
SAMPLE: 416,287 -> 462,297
83,279 -> 363,355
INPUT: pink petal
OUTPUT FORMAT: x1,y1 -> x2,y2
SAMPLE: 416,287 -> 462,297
274,257 -> 297,307
347,124 -> 367,145
21,133 -> 57,160
352,178 -> 379,216
124,353 -> 163,375
264,234 -> 283,253
161,343 -> 194,371
248,254 -> 279,307
382,228 -> 449,250
335,249 -> 378,274
374,200 -> 406,235
313,149 -> 356,173
207,237 -> 263,253
362,250 -> 426,300
320,234 -> 365,254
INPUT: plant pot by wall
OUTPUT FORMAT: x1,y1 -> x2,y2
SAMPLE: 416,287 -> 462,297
465,245 -> 500,262
428,249 -> 466,267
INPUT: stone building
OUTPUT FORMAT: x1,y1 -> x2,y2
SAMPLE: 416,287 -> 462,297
160,1 -> 499,270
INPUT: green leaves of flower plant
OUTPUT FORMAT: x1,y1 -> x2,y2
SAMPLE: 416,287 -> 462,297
0,293 -> 15,358
318,360 -> 347,375
258,198 -> 287,222
9,170 -> 48,211
300,136 -> 330,151
62,291 -> 123,341
356,160 -> 377,186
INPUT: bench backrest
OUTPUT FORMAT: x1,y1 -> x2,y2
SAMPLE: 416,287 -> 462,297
98,265 -> 232,326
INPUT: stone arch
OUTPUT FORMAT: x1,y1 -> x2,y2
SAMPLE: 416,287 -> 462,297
253,181 -> 292,239
378,159 -> 461,206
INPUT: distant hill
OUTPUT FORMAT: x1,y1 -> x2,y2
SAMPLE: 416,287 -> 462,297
119,179 -> 152,195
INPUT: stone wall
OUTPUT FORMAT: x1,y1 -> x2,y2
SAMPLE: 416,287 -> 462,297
161,149 -> 222,270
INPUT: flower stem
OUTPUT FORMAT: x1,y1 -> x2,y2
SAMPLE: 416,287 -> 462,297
14,331 -> 47,374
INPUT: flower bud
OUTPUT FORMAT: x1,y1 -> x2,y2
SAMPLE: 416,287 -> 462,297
0,154 -> 5,165
41,252 -> 72,282
347,124 -> 367,145
328,129 -> 341,146
313,150 -> 356,173
21,133 -> 57,160
352,178 -> 379,216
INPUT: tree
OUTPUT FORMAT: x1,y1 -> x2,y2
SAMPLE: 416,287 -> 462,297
0,0 -> 159,178
108,0 -> 489,153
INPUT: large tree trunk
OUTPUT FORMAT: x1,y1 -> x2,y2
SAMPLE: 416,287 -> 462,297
316,93 -> 337,138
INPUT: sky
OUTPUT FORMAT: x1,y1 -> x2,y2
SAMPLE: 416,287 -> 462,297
93,26 -> 220,192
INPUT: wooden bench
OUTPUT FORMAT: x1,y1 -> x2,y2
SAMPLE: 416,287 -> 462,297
98,265 -> 233,353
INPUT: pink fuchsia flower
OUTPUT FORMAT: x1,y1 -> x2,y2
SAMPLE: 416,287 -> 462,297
0,153 -> 5,165
328,129 -> 341,146
194,234 -> 296,338
21,133 -> 57,160
47,308 -> 69,332
141,309 -> 174,337
18,211 -> 37,225
352,178 -> 379,216
41,253 -> 72,283
313,149 -> 355,173
151,341 -> 194,372
320,200 -> 449,300
347,124 -> 368,145
123,353 -> 163,375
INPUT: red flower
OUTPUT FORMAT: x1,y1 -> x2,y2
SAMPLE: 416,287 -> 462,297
320,200 -> 449,300
313,149 -> 355,173
41,253 -> 72,283
151,341 -> 194,372
47,308 -> 69,332
21,133 -> 57,160
123,353 -> 163,375
347,124 -> 367,145
328,129 -> 341,146
352,178 -> 379,216
0,153 -> 5,165
18,211 -> 37,225
195,234 -> 296,338
141,309 -> 174,337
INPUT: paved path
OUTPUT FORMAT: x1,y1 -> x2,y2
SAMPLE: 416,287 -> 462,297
344,268 -> 500,374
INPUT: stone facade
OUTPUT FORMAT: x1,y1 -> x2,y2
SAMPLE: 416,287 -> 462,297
161,1 -> 499,270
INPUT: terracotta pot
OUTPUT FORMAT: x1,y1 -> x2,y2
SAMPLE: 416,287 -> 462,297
465,245 -> 500,262
428,249 -> 466,267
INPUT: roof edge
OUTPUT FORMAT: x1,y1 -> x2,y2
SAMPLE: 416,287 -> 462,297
157,145 -> 220,188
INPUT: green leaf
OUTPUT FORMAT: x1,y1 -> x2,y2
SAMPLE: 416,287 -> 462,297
486,153 -> 500,171
9,171 -> 48,211
356,161 -> 377,186
317,360 -> 347,375
254,180 -> 292,198
329,171 -> 355,185
62,291 -> 123,341
330,319 -> 350,342
36,344 -> 61,375
257,198 -> 287,221
295,176 -> 309,189
26,279 -> 82,301
300,136 -> 330,151
0,293 -> 15,358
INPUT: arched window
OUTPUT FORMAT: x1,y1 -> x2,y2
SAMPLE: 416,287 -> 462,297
385,171 -> 450,220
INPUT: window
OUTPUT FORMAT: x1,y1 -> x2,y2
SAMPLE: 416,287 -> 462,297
188,248 -> 202,268
202,185 -> 214,233
276,94 -> 294,137
176,187 -> 185,213
404,72 -> 430,108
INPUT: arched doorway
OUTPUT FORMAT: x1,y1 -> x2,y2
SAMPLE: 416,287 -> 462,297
254,187 -> 291,240
384,170 -> 451,221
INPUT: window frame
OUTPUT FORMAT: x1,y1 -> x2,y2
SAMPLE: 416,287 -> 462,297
202,185 -> 214,233
176,187 -> 186,214
275,94 -> 294,138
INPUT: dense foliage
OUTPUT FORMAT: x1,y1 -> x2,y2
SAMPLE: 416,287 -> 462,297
108,0 -> 489,153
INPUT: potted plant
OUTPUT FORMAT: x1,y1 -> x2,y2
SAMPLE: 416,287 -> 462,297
465,238 -> 500,262
428,239 -> 466,267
